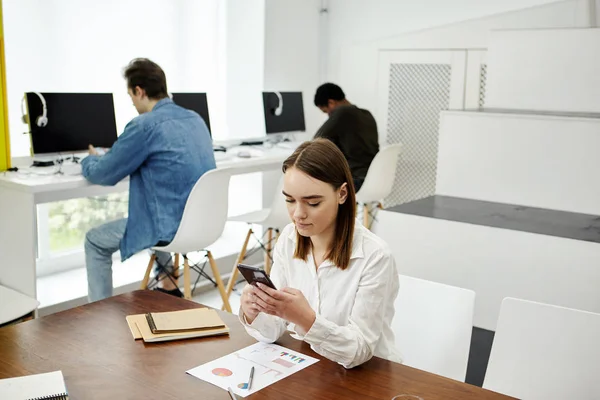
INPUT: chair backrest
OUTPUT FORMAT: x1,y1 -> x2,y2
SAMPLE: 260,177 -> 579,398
157,168 -> 232,254
262,175 -> 290,230
356,143 -> 402,204
483,297 -> 600,399
393,274 -> 475,382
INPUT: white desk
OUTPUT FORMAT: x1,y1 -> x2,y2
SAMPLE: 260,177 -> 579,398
0,143 -> 299,299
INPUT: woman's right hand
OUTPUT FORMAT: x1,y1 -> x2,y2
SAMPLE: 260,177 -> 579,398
240,284 -> 261,324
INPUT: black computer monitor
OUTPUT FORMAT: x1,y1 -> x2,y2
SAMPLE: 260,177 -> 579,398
262,91 -> 306,134
26,92 -> 118,155
171,93 -> 211,135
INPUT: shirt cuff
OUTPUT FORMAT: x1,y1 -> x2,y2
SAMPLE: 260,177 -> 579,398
238,309 -> 273,332
301,314 -> 335,346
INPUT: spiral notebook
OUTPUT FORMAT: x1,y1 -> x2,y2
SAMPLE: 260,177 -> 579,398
0,370 -> 68,399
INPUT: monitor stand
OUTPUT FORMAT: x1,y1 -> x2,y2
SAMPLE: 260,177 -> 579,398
266,132 -> 301,146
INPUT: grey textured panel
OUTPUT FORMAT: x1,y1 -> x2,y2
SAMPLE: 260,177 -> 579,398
388,195 -> 600,244
479,64 -> 488,108
384,63 -> 451,207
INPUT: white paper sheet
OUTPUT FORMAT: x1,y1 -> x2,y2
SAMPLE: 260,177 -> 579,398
186,342 -> 319,397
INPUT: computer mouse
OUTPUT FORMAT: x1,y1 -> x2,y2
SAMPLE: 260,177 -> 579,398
237,151 -> 252,158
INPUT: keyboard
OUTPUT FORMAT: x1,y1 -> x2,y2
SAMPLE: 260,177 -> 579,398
239,140 -> 264,146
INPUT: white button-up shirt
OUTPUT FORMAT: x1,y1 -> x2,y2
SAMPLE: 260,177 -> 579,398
240,222 -> 402,369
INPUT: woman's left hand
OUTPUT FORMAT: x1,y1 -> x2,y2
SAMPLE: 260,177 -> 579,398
253,283 -> 316,333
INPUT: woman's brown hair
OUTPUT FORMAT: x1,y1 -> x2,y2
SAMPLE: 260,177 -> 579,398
282,138 -> 356,270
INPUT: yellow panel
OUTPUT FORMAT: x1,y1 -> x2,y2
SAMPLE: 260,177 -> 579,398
0,0 -> 11,170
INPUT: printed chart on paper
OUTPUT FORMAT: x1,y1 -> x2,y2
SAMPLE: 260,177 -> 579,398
187,342 -> 319,397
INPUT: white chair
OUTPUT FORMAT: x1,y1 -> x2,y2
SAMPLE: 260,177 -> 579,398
222,176 -> 289,308
140,168 -> 233,312
393,274 -> 475,381
483,297 -> 600,399
0,285 -> 39,326
355,143 -> 402,227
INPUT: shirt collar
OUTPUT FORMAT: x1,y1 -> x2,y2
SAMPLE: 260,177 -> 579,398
287,222 -> 365,266
152,97 -> 173,111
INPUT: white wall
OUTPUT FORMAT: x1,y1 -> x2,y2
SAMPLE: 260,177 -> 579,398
3,0 -> 222,157
329,0 -> 590,128
224,0 -> 266,140
328,0 -> 578,81
263,0 -> 325,137
485,28 -> 600,112
437,111 -> 600,215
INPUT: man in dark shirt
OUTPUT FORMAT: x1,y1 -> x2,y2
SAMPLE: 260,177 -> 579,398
313,83 -> 379,191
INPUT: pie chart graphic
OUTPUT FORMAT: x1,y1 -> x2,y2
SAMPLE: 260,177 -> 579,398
212,368 -> 233,377
238,383 -> 249,389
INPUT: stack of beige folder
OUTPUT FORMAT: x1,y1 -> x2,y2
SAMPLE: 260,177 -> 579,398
126,308 -> 230,343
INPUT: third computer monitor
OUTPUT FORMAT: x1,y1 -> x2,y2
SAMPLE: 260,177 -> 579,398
171,92 -> 211,135
262,91 -> 306,135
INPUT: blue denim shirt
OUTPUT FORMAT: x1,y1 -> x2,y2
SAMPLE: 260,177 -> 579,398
82,98 -> 215,260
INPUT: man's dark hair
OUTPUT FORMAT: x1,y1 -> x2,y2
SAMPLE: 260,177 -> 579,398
314,83 -> 345,107
123,58 -> 169,100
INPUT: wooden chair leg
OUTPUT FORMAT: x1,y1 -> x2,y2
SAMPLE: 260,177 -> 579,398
141,254 -> 156,289
183,255 -> 191,300
363,203 -> 370,227
265,227 -> 273,275
173,253 -> 180,286
222,228 -> 252,310
208,251 -> 232,313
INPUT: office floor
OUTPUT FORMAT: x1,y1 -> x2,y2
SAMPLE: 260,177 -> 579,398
192,279 -> 244,312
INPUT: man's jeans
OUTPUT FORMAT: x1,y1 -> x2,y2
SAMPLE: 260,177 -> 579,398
84,218 -> 172,302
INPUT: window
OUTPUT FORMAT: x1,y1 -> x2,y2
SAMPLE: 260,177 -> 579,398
48,193 -> 129,253
36,192 -> 129,276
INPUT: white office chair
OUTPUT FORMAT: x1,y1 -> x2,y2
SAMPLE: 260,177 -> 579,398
356,143 -> 402,227
140,168 -> 233,312
0,285 -> 39,326
222,176 -> 289,309
392,274 -> 475,382
483,297 -> 600,399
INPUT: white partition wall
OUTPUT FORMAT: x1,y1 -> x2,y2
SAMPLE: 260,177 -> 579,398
373,212 -> 600,331
485,28 -> 600,112
436,111 -> 600,215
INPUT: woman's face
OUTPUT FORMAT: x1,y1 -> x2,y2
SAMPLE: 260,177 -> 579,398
282,167 -> 348,238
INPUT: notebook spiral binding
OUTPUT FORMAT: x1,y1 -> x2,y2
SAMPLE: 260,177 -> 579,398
145,313 -> 158,333
28,393 -> 68,400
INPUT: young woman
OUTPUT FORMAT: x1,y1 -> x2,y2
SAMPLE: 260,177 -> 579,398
240,139 -> 401,369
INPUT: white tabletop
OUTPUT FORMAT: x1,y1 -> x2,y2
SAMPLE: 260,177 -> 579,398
0,143 -> 299,195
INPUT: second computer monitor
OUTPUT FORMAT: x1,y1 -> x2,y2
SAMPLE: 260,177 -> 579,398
262,91 -> 306,135
171,93 -> 211,135
26,92 -> 118,155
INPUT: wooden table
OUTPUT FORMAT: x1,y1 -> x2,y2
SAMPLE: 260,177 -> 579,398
0,290 -> 514,399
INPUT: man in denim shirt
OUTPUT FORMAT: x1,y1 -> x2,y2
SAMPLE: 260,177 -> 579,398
81,59 -> 215,302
